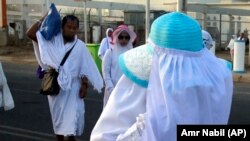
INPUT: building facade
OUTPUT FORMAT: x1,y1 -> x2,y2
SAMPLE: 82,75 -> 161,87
6,0 -> 250,48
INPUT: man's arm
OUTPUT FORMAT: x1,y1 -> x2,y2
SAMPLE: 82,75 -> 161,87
98,38 -> 108,59
26,13 -> 47,42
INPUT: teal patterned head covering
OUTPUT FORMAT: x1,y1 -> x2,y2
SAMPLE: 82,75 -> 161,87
119,44 -> 153,88
149,12 -> 203,51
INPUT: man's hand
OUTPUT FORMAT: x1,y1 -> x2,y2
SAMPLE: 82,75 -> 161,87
25,11 -> 48,42
79,77 -> 89,98
79,84 -> 88,98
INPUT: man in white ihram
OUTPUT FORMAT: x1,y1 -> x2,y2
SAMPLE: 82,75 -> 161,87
26,14 -> 103,141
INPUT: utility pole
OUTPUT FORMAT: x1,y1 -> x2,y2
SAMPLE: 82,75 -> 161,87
74,0 -> 88,43
145,0 -> 150,42
83,0 -> 88,44
0,0 -> 7,46
177,0 -> 187,13
0,0 -> 7,28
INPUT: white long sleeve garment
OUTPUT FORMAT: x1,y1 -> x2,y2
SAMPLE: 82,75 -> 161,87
90,75 -> 146,141
0,62 -> 15,111
102,44 -> 132,106
202,30 -> 213,49
102,46 -> 130,89
98,37 -> 113,60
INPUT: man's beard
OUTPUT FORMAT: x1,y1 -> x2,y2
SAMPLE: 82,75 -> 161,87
63,35 -> 75,42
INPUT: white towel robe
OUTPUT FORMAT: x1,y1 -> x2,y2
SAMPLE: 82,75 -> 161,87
90,75 -> 146,141
0,62 -> 15,111
36,32 -> 103,136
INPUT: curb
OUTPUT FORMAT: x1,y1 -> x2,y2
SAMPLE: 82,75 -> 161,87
233,73 -> 250,83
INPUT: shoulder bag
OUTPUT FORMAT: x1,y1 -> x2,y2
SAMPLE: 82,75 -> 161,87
40,41 -> 77,95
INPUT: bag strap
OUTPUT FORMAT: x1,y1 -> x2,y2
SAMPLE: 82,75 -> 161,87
60,40 -> 78,66
106,37 -> 109,49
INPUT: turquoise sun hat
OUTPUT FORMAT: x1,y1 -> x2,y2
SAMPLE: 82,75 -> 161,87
149,12 -> 203,51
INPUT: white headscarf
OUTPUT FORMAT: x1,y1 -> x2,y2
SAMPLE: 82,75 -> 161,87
106,28 -> 113,36
98,28 -> 113,60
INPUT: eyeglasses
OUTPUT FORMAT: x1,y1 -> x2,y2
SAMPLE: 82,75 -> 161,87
118,35 -> 130,40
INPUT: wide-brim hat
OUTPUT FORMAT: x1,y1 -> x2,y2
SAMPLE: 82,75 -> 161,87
119,44 -> 153,88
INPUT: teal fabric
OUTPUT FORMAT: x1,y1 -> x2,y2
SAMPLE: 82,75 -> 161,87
149,12 -> 203,52
226,61 -> 233,70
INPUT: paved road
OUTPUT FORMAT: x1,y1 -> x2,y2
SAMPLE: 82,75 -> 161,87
0,61 -> 250,141
0,62 -> 103,141
229,82 -> 250,124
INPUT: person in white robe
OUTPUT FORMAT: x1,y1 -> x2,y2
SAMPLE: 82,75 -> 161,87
226,35 -> 236,61
0,62 -> 15,111
90,44 -> 153,141
102,24 -> 136,108
140,12 -> 233,141
98,28 -> 113,60
26,15 -> 103,141
90,12 -> 233,141
202,29 -> 213,49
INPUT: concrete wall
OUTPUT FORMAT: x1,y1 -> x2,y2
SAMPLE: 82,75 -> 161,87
0,28 -> 8,46
0,0 -> 7,46
94,0 -> 222,10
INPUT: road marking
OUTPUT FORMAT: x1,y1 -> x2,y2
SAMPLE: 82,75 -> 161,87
234,91 -> 250,95
0,129 -> 52,141
0,125 -> 53,137
0,125 -> 86,141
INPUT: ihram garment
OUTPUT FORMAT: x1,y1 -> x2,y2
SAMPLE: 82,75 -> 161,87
36,31 -> 103,136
